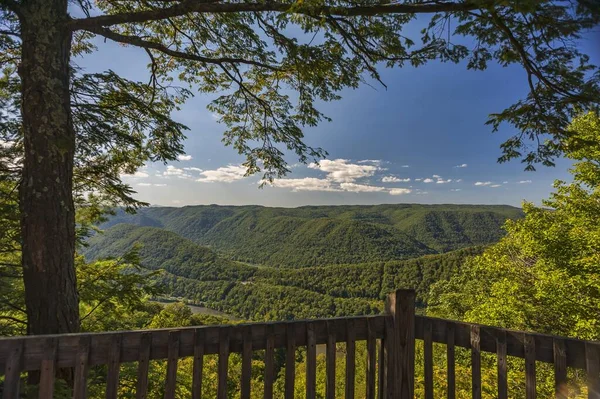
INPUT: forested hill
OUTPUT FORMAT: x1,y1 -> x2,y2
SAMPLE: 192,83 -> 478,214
100,204 -> 522,267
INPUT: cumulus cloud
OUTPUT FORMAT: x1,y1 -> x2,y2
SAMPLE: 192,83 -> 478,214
163,165 -> 193,179
474,181 -> 492,186
423,178 -> 434,183
490,184 -> 502,188
309,159 -> 380,182
357,159 -> 382,165
389,188 -> 412,195
197,165 -> 247,183
518,180 -> 532,184
177,154 -> 193,161
339,183 -> 386,193
454,164 -> 468,168
432,174 -> 441,179
382,176 -> 410,183
436,179 -> 452,184
267,178 -> 339,192
184,167 -> 203,172
415,178 -> 422,182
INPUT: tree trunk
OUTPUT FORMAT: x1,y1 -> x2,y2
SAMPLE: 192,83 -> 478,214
19,0 -> 80,337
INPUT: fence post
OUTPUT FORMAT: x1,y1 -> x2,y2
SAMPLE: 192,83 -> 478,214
386,289 -> 416,399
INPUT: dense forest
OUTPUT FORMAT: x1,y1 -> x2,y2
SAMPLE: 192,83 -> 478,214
99,204 -> 520,267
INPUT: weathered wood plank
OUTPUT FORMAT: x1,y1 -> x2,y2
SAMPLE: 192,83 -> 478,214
217,327 -> 230,399
264,325 -> 275,399
136,332 -> 152,399
192,329 -> 205,399
241,326 -> 252,399
326,321 -> 336,399
38,337 -> 57,399
306,322 -> 317,399
346,319 -> 356,399
73,336 -> 91,399
285,322 -> 296,399
105,334 -> 122,399
471,326 -> 481,399
384,315 -> 394,399
525,334 -> 536,399
366,319 -> 376,399
553,338 -> 567,399
414,316 -> 591,369
447,323 -> 455,399
0,315 -> 387,371
3,339 -> 23,399
586,342 -> 600,399
424,319 -> 434,399
497,330 -> 507,399
164,331 -> 180,399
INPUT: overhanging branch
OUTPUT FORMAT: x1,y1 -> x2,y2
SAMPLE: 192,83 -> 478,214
84,25 -> 283,71
68,0 -> 479,31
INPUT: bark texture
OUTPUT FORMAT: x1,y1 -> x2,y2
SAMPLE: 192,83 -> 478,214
19,0 -> 80,336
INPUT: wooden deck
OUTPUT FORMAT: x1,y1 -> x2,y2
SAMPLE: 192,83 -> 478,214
0,289 -> 599,398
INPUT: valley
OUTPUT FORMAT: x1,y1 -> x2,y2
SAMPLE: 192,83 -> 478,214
84,203 -> 521,321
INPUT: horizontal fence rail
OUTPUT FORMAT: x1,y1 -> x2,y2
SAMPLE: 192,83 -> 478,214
1,289 -> 599,399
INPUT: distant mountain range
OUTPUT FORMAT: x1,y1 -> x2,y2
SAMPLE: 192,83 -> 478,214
97,204 -> 523,267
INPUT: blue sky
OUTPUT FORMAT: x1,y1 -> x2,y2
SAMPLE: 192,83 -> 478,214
78,25 -> 599,208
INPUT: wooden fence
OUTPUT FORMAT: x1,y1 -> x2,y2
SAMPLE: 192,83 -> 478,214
0,289 -> 599,398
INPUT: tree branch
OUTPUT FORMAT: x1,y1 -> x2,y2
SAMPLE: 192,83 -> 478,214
68,0 -> 479,31
83,24 -> 283,71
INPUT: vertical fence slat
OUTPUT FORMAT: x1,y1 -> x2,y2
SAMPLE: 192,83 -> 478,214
241,326 -> 252,399
447,322 -> 455,399
284,322 -> 296,399
525,334 -> 536,399
106,334 -> 122,399
217,327 -> 230,399
378,337 -> 385,399
553,338 -> 567,399
497,330 -> 508,399
192,329 -> 205,399
424,319 -> 434,399
306,322 -> 317,399
326,321 -> 336,399
136,332 -> 152,399
471,326 -> 481,399
264,325 -> 275,399
164,331 -> 180,399
384,315 -> 394,399
73,336 -> 91,399
38,337 -> 57,399
366,318 -> 377,399
586,343 -> 600,399
3,339 -> 23,399
346,319 -> 356,399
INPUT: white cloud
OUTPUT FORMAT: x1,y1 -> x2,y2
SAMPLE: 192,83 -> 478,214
450,189 -> 462,192
455,179 -> 463,183
197,165 -> 247,183
436,179 -> 452,184
415,191 -> 428,195
432,174 -> 441,179
490,184 -> 502,188
401,165 -> 410,168
423,178 -> 434,183
154,184 -> 167,187
339,183 -> 386,193
382,176 -> 411,183
389,188 -> 412,195
163,165 -> 193,179
503,181 -> 509,184
267,178 -> 339,192
123,170 -> 149,178
177,154 -> 193,161
454,163 -> 468,168
184,167 -> 203,172
474,181 -> 492,186
518,180 -> 532,184
308,159 -> 380,183
415,178 -> 422,182
357,159 -> 382,165
137,182 -> 152,186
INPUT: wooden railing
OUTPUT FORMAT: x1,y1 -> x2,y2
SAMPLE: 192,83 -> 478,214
0,289 -> 599,398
